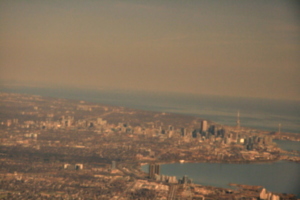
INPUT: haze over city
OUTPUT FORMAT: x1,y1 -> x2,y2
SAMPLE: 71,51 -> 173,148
1,0 -> 299,100
1,2 -> 300,198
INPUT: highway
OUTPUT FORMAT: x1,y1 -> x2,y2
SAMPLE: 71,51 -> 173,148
167,185 -> 177,200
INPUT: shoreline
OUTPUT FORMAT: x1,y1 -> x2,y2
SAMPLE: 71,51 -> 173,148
138,158 -> 298,169
1,92 -> 299,198
2,90 -> 300,135
136,159 -> 300,197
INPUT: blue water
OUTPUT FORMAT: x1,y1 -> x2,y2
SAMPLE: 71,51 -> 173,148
2,86 -> 299,133
2,86 -> 300,196
275,140 -> 300,152
142,161 -> 300,197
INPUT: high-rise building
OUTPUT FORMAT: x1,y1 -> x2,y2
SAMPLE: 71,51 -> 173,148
208,125 -> 215,135
181,128 -> 187,137
179,175 -> 192,184
168,125 -> 174,131
192,129 -> 198,138
155,164 -> 160,175
149,164 -> 155,178
200,120 -> 208,133
217,128 -> 226,137
149,164 -> 160,179
112,161 -> 116,170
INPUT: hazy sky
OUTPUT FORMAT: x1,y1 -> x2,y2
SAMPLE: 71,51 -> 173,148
1,0 -> 299,100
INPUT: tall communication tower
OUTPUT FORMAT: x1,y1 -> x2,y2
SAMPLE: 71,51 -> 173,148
236,110 -> 240,129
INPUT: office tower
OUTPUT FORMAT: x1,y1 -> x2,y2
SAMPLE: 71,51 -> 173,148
155,164 -> 160,175
179,175 -> 192,184
168,125 -> 174,131
200,120 -> 208,133
112,161 -> 116,170
208,125 -> 215,135
181,128 -> 187,137
217,128 -> 226,137
192,129 -> 198,138
149,164 -> 160,179
149,164 -> 155,179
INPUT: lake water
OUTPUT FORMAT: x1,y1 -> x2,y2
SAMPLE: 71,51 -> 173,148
3,86 -> 300,196
141,161 -> 300,197
275,139 -> 300,152
3,86 -> 300,133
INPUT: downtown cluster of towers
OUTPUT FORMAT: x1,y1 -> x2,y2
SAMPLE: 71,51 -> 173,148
187,117 -> 273,150
39,110 -> 273,151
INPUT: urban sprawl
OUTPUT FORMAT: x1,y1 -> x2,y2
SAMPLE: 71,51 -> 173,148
0,93 -> 299,199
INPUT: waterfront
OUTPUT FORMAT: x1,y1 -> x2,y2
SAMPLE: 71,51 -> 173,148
3,88 -> 300,197
1,90 -> 300,199
3,87 -> 300,134
2,1 -> 299,198
142,139 -> 300,197
142,161 -> 300,197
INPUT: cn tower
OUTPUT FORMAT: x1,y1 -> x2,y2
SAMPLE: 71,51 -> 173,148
237,110 -> 240,129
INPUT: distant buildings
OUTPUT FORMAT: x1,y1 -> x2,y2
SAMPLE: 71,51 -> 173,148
64,163 -> 84,170
112,161 -> 116,170
75,163 -> 83,170
154,174 -> 177,183
168,125 -> 174,131
64,164 -> 71,169
178,175 -> 192,184
180,128 -> 187,137
260,188 -> 280,200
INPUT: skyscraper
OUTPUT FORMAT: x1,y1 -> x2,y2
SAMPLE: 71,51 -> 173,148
200,120 -> 208,133
149,164 -> 160,179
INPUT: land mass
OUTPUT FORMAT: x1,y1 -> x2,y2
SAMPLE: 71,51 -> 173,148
0,92 -> 299,199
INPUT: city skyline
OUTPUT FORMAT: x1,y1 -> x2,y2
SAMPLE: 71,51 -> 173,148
1,0 -> 299,100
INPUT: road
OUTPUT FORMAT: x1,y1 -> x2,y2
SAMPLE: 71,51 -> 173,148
167,185 -> 177,200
